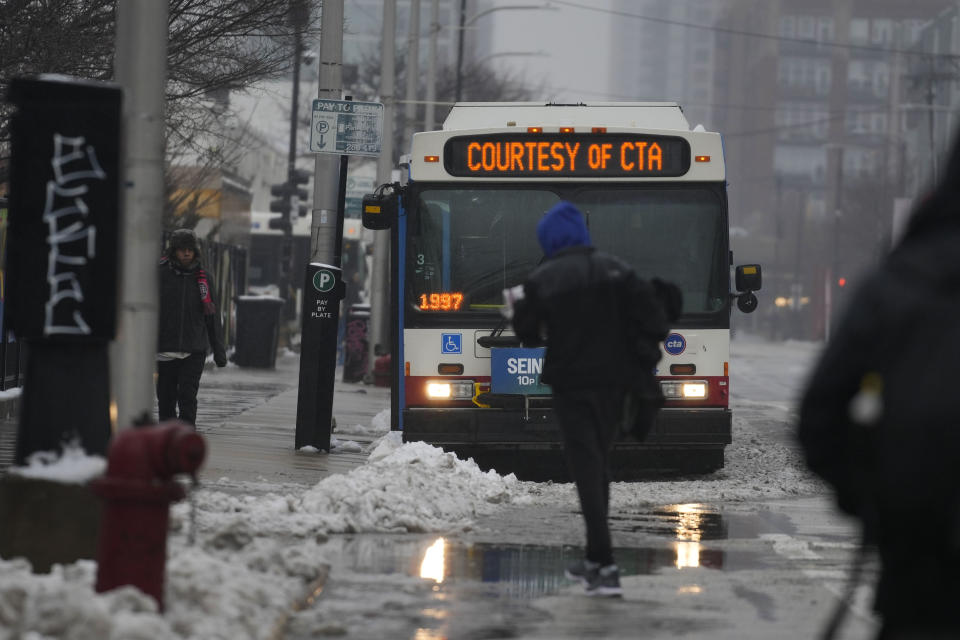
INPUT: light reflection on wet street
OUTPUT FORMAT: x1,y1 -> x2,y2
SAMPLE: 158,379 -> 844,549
284,502 -> 800,639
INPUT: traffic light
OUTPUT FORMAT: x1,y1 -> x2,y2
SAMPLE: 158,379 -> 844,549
837,277 -> 847,288
268,169 -> 311,229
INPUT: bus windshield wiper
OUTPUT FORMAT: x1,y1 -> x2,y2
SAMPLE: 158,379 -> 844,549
477,256 -> 544,349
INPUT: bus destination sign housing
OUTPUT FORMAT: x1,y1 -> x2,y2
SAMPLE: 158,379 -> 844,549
444,133 -> 691,178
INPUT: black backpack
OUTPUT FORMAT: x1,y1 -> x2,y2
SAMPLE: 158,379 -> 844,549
620,278 -> 680,442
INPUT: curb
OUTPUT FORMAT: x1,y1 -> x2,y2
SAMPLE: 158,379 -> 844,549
0,394 -> 20,421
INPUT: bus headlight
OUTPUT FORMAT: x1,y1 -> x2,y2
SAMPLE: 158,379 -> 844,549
660,381 -> 708,400
426,380 -> 475,400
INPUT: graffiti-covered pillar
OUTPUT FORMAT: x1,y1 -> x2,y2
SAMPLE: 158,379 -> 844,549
5,76 -> 122,462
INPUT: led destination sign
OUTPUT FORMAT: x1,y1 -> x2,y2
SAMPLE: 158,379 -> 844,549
444,133 -> 690,178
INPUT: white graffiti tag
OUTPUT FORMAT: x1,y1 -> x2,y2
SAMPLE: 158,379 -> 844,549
43,133 -> 103,336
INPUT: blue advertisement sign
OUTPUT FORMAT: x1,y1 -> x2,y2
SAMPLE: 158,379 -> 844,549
490,347 -> 551,395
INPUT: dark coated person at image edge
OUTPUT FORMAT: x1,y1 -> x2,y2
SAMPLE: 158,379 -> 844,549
798,127 -> 960,639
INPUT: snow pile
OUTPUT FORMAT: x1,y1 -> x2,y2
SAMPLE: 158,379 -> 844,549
606,416 -> 824,508
188,432 -> 524,537
329,437 -> 362,453
337,408 -> 391,436
7,441 -> 106,484
0,386 -> 21,401
0,559 -> 176,640
162,542 -> 320,639
0,542 -> 326,640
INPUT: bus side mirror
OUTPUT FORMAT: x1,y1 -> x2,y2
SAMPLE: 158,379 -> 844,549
362,187 -> 398,230
734,264 -> 761,314
735,264 -> 762,292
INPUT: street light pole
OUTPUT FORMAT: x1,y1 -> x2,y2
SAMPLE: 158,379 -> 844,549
112,0 -> 169,430
282,0 -> 309,311
424,0 -> 439,131
455,0 -> 466,102
404,0 -> 421,146
366,0 -> 396,381
295,0 -> 345,452
311,0 -> 344,265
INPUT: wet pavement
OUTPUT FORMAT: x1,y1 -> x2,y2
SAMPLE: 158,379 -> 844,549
284,498 -> 879,639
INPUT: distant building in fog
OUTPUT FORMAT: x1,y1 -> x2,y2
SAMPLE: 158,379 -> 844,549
903,4 -> 960,198
715,0 -> 944,226
608,0 -> 727,129
712,0 -> 951,340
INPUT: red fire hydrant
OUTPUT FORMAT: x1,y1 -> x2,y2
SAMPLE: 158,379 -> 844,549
91,421 -> 205,611
373,353 -> 391,387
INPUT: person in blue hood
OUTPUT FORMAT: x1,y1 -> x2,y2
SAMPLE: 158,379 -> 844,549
536,201 -> 592,257
512,201 -> 670,597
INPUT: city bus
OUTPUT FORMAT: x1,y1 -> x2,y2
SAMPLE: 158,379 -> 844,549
364,102 -> 761,478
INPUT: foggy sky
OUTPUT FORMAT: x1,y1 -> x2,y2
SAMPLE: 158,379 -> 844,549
486,1 -> 614,103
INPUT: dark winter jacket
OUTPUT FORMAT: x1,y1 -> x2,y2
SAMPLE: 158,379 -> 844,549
157,255 -> 226,363
512,202 -> 668,389
797,211 -> 960,627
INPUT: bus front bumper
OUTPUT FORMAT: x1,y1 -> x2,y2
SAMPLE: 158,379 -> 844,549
401,406 -> 731,478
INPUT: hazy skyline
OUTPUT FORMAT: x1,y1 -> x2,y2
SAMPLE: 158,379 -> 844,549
485,1 -> 615,103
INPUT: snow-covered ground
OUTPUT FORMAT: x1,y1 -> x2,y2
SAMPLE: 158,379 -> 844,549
0,337 -> 829,640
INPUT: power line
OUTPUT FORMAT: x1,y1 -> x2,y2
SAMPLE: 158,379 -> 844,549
550,0 -> 958,60
542,84 -> 896,115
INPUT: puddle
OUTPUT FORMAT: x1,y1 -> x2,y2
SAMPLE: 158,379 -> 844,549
610,502 -> 728,541
287,504 -> 778,639
332,534 -> 728,600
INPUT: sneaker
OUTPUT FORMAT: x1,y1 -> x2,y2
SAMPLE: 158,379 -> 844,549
564,559 -> 600,586
585,564 -> 622,598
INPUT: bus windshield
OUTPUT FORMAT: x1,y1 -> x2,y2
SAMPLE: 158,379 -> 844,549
407,185 -> 727,315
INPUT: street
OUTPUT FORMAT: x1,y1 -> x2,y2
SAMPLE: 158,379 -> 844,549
275,337 -> 880,639
0,336 -> 881,639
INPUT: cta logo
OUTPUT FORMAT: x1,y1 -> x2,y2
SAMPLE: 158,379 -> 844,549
664,332 -> 686,356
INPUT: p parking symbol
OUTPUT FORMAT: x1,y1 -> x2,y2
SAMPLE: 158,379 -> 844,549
313,269 -> 335,293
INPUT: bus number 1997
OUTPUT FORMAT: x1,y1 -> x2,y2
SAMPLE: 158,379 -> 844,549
419,292 -> 464,311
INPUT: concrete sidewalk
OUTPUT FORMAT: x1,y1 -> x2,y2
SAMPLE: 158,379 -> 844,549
194,352 -> 390,490
0,353 -> 390,488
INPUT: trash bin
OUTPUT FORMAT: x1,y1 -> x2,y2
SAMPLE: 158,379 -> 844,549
234,296 -> 284,368
342,303 -> 370,383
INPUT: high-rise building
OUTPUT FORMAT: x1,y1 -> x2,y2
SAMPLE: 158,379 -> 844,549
903,4 -> 960,198
609,0 -> 729,128
713,0 -> 951,339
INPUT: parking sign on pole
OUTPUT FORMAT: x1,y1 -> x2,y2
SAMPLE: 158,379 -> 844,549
309,99 -> 384,157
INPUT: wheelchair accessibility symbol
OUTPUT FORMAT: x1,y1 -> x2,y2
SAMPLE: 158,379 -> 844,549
441,333 -> 462,354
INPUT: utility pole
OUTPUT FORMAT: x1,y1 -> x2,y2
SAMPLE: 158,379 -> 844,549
366,0 -> 396,381
112,0 -> 170,430
424,0 -> 440,132
281,0 -> 310,313
404,0 -> 421,147
296,0 -> 346,452
311,0 -> 344,264
455,0 -> 467,102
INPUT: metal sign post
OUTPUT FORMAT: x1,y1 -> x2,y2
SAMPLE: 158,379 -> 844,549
296,62 -> 383,449
295,264 -> 345,451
